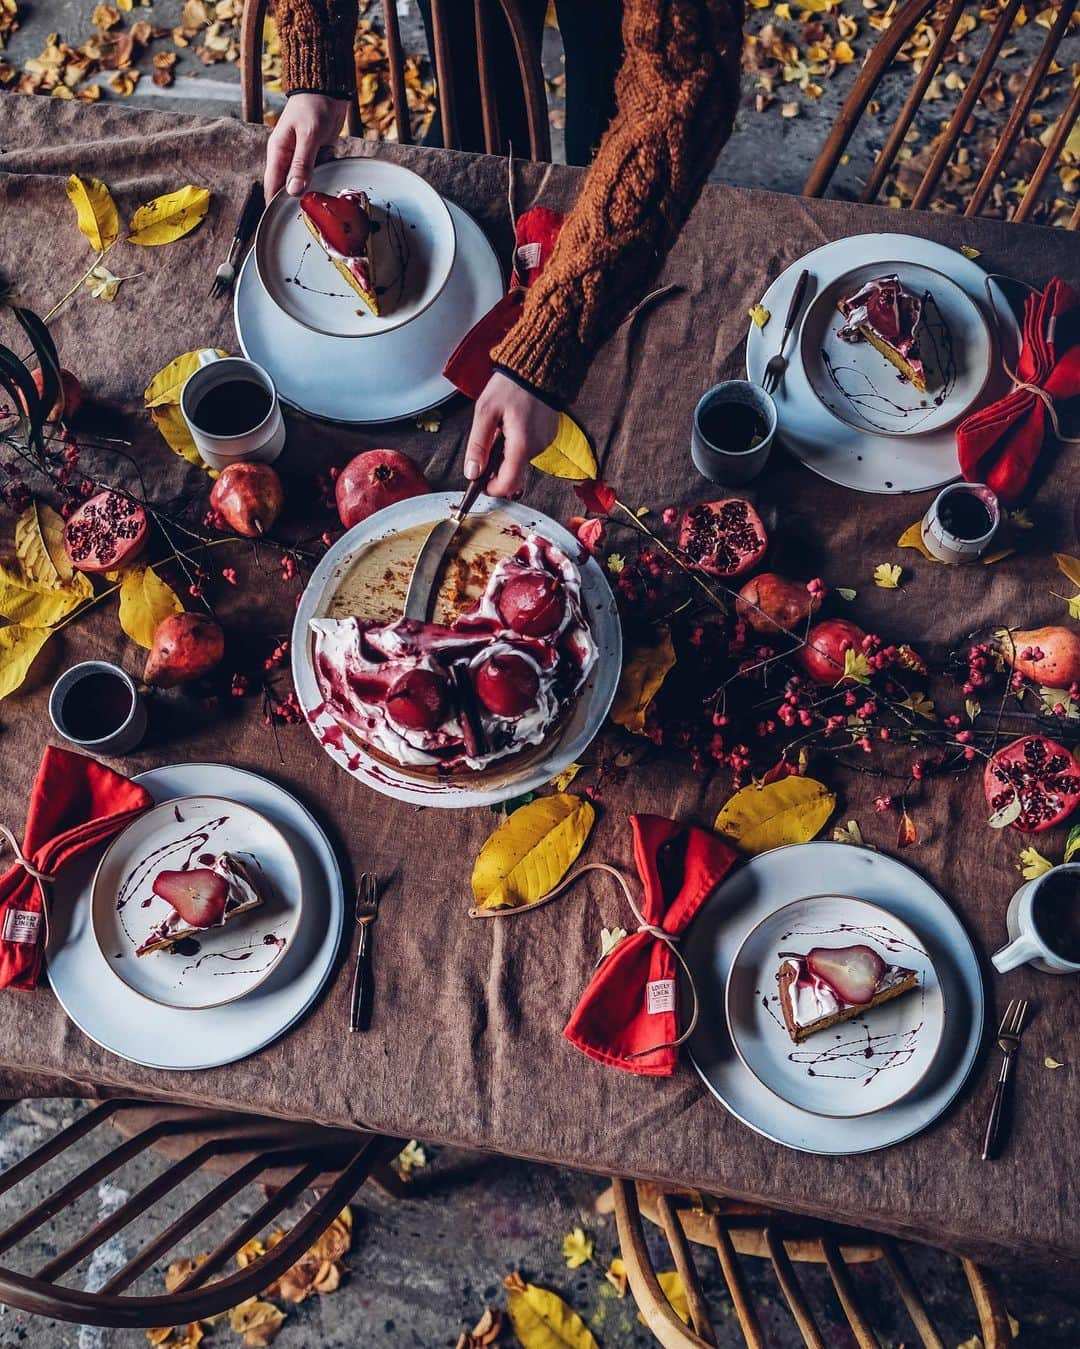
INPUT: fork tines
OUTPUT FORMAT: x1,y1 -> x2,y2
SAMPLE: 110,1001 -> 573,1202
998,997 -> 1028,1037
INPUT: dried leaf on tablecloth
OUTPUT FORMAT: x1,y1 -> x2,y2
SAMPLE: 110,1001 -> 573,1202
898,692 -> 935,720
85,261 -> 133,301
599,926 -> 627,959
471,793 -> 595,910
873,562 -> 902,589
638,1271 -> 689,1326
562,1227 -> 593,1269
0,625 -> 51,700
1019,847 -> 1053,880
1045,1056 -> 1065,1070
836,586 -> 856,601
897,809 -> 917,848
549,763 -> 582,792
15,501 -> 77,584
503,1272 -> 599,1349
150,403 -> 207,470
897,521 -> 939,563
610,626 -> 676,734
1054,553 -> 1080,589
128,185 -> 210,246
119,565 -> 182,647
748,303 -> 770,329
0,560 -> 88,627
530,412 -> 597,481
145,349 -> 227,407
833,820 -> 871,847
65,173 -> 119,251
960,244 -> 981,259
229,1297 -> 286,1347
715,777 -> 835,856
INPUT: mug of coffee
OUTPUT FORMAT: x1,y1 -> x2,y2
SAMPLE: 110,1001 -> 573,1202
691,381 -> 777,487
920,483 -> 1000,564
992,863 -> 1080,975
180,349 -> 285,472
49,661 -> 147,757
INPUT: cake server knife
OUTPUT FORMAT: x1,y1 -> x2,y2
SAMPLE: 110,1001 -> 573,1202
402,439 -> 502,622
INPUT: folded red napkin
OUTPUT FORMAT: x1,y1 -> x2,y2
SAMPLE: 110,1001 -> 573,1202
0,745 -> 153,990
564,815 -> 739,1077
957,278 -> 1080,502
443,205 -> 565,400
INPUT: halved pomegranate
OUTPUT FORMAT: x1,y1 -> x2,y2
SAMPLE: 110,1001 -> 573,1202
983,734 -> 1080,833
677,498 -> 767,578
63,490 -> 148,574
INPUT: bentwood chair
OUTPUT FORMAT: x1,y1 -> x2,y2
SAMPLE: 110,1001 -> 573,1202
804,0 -> 1079,229
0,1097 -> 404,1327
240,0 -> 551,160
609,1178 -> 1013,1348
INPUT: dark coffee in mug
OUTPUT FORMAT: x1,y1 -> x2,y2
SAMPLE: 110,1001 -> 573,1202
192,379 -> 273,438
938,489 -> 993,541
1032,868 -> 1080,964
58,669 -> 133,741
697,400 -> 767,454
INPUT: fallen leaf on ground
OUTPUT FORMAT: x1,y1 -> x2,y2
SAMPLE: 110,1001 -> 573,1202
128,185 -> 210,246
504,1273 -> 599,1349
715,777 -> 835,855
15,501 -> 77,585
65,173 -> 118,251
637,1270 -> 689,1326
1018,847 -> 1053,880
748,302 -> 770,328
897,521 -> 939,563
145,349 -> 227,407
530,412 -> 598,481
873,562 -> 903,589
610,626 -> 676,734
605,1256 -> 627,1296
229,1297 -> 286,1347
455,1307 -> 503,1348
562,1227 -> 594,1269
164,1255 -> 205,1294
118,565 -> 182,648
0,625 -> 51,700
471,794 -> 595,910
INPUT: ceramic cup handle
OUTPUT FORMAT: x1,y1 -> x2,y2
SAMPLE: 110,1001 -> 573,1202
197,348 -> 221,368
991,931 -> 1042,974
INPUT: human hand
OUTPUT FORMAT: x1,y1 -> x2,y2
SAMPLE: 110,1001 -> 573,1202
264,94 -> 349,200
464,371 -> 558,498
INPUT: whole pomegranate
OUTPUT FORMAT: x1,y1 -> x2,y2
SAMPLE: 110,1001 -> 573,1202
797,619 -> 868,684
336,449 -> 430,529
143,613 -> 225,688
474,652 -> 540,717
984,734 -> 1080,833
209,462 -> 284,538
63,491 -> 148,574
21,367 -> 82,423
678,498 -> 768,578
736,573 -> 822,635
1000,626 -> 1080,690
497,571 -> 564,637
384,668 -> 447,732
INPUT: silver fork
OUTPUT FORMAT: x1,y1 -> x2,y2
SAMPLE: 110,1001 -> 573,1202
349,872 -> 380,1033
761,268 -> 811,395
208,182 -> 265,300
981,997 -> 1029,1160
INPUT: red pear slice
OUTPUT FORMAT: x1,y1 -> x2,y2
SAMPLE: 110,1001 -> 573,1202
806,944 -> 886,1005
300,191 -> 371,258
151,868 -> 228,929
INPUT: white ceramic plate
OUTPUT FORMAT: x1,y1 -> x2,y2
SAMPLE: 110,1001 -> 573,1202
800,262 -> 992,438
725,894 -> 944,1119
745,232 -> 1019,493
235,198 -> 503,425
46,764 -> 344,1071
255,159 -> 456,337
92,796 -> 303,1011
291,493 -> 623,809
682,842 -> 984,1155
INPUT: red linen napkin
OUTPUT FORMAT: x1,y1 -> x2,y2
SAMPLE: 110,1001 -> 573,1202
564,814 -> 738,1077
956,278 -> 1080,502
443,205 -> 565,400
0,745 -> 153,990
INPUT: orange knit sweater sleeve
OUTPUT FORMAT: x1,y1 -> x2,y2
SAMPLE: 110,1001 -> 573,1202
492,0 -> 744,406
278,0 -> 359,98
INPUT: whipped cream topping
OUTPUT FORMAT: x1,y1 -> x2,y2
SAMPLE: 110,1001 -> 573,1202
837,274 -> 925,368
310,532 -> 597,774
778,954 -> 913,1028
136,853 -> 262,955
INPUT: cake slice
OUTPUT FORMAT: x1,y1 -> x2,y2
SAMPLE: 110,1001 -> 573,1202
836,274 -> 928,393
136,853 -> 263,956
300,189 -> 379,316
776,944 -> 918,1044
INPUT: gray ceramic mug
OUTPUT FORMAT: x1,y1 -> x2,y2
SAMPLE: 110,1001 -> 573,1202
49,661 -> 147,757
691,381 -> 777,486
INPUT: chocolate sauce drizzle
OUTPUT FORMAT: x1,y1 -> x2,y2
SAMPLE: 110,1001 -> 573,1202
176,929 -> 287,983
285,199 -> 411,311
789,1021 -> 923,1086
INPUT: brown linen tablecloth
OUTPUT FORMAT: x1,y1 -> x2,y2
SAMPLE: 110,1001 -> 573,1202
0,97 -> 1077,1276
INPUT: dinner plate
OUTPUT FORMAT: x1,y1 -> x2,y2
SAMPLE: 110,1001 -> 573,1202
291,493 -> 623,809
683,842 -> 985,1155
46,764 -> 344,1071
745,232 -> 1019,493
800,262 -> 992,438
724,894 -> 944,1119
235,198 -> 503,424
91,796 -> 303,1011
255,158 -> 457,338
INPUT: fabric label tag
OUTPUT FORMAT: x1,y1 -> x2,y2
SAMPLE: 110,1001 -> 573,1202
646,978 -> 676,1015
2,908 -> 41,945
515,241 -> 542,272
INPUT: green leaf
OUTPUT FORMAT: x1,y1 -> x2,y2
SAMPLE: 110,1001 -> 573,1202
1065,824 -> 1080,864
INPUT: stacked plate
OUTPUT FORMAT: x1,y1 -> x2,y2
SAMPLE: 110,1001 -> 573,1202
234,159 -> 505,424
745,232 -> 1020,494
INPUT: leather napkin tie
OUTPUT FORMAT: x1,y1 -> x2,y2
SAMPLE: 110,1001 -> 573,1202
0,745 -> 153,990
957,277 -> 1080,502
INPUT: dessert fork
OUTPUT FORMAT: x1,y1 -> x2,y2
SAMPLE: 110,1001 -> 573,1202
761,268 -> 811,395
208,182 -> 264,300
980,997 -> 1029,1160
349,872 -> 380,1033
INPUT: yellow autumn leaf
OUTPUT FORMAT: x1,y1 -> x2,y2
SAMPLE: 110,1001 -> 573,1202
562,1227 -> 593,1269
748,303 -> 770,329
118,565 -> 183,648
530,412 -> 597,481
638,1271 -> 690,1327
549,762 -> 582,792
897,521 -> 939,563
610,626 -> 676,734
15,501 -> 79,585
1044,1056 -> 1065,1070
1054,553 -> 1080,589
65,174 -> 119,252
833,39 -> 855,61
128,185 -> 211,246
1018,847 -> 1053,880
150,404 -> 210,471
873,562 -> 902,589
505,1277 -> 599,1349
144,349 -> 227,408
228,1296 -> 286,1348
960,244 -> 982,260
605,1257 -> 627,1296
842,648 -> 873,685
0,625 -> 52,700
471,794 -> 595,910
1066,594 -> 1080,621
714,777 -> 836,856
0,561 -> 88,628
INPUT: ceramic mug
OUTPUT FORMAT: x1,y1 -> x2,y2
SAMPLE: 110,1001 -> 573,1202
180,349 -> 286,472
691,381 -> 777,486
992,863 -> 1080,975
49,660 -> 147,757
920,482 -> 1000,563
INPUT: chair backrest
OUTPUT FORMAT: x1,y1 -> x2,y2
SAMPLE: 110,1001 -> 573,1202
804,0 -> 1079,230
241,0 -> 551,161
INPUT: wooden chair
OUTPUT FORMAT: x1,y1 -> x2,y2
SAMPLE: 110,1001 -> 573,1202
240,0 -> 551,160
804,0 -> 1080,229
609,1178 -> 1014,1348
0,1098 -> 404,1328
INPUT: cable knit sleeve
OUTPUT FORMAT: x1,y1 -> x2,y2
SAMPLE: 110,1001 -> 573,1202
491,0 -> 743,406
277,0 -> 359,99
